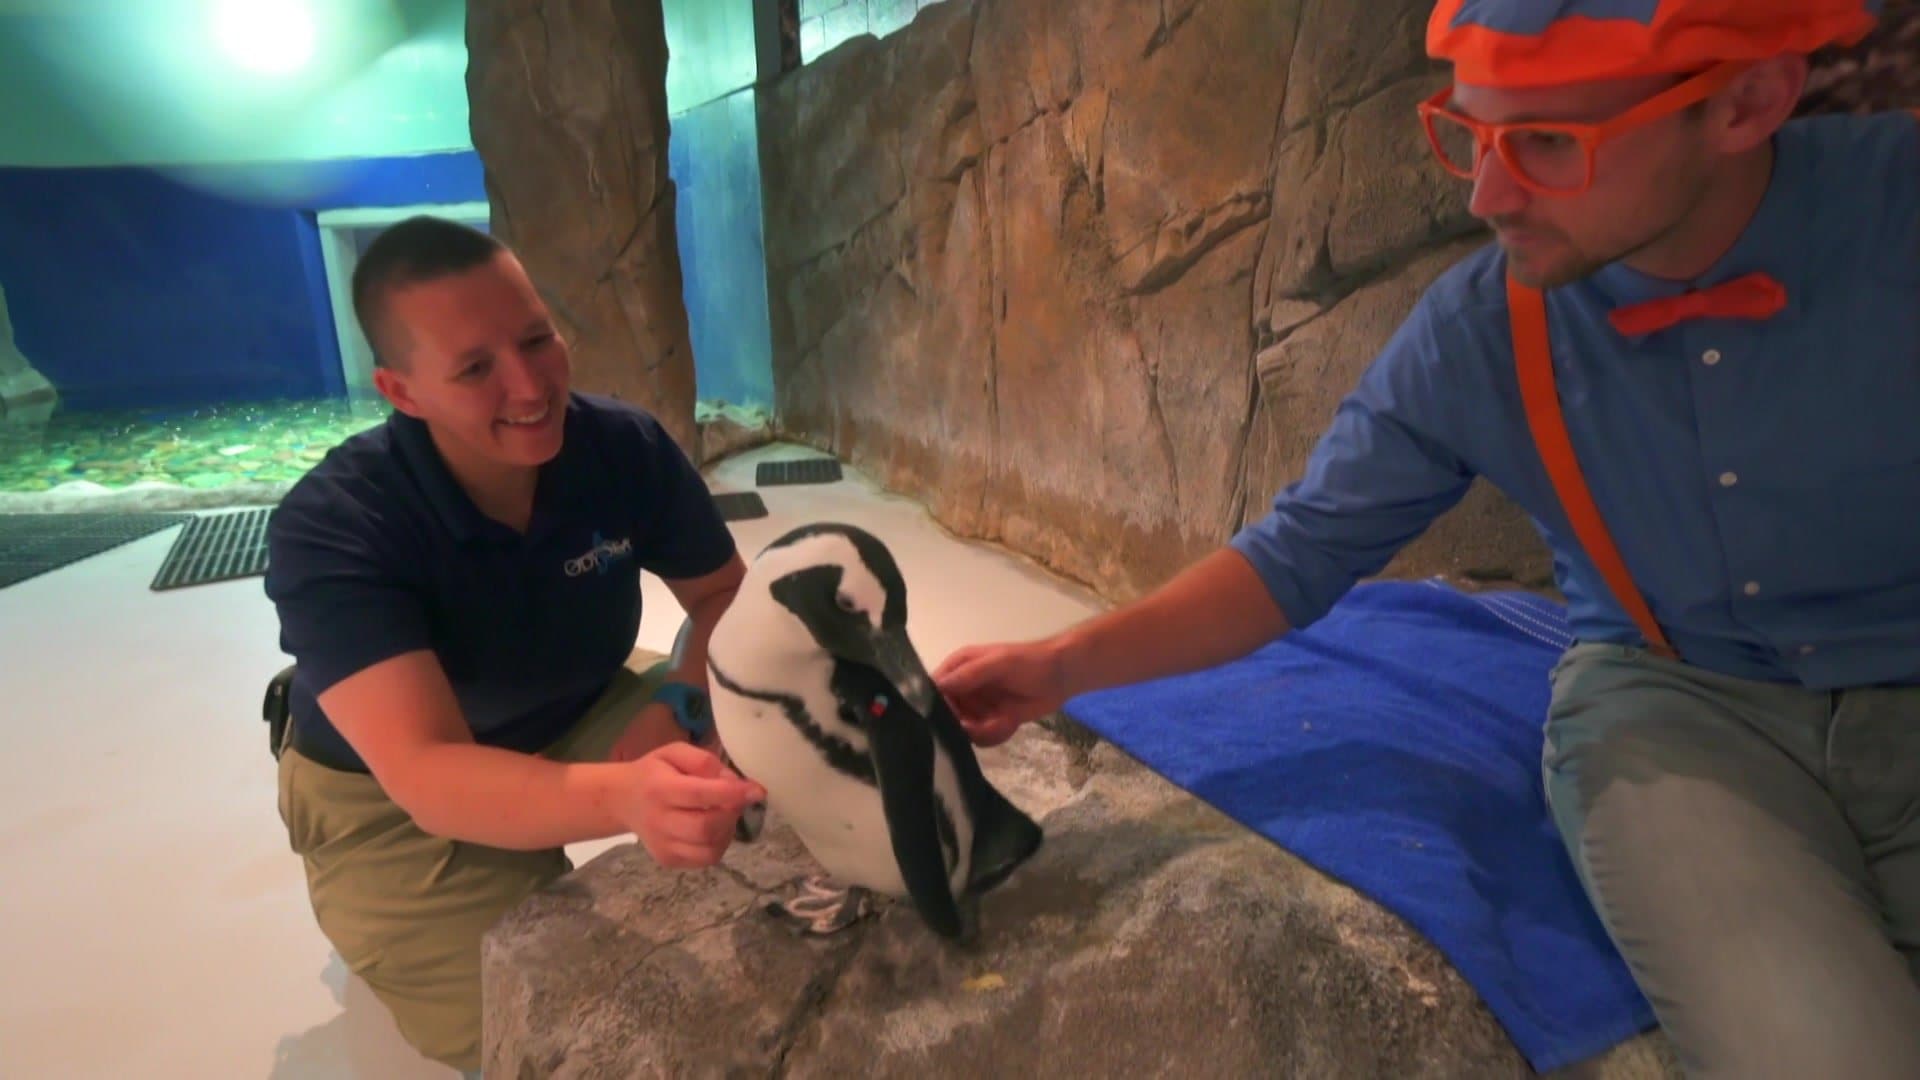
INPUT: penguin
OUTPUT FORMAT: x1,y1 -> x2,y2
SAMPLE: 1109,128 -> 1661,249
705,521 -> 1043,942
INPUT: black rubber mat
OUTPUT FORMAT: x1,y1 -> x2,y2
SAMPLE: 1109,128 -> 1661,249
755,458 -> 842,486
150,507 -> 274,591
0,512 -> 190,590
713,491 -> 768,521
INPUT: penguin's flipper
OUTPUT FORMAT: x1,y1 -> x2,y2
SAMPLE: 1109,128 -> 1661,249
861,690 -> 970,941
924,695 -> 1045,896
963,785 -> 1043,896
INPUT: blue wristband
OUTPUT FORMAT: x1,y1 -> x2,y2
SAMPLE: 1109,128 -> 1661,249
649,681 -> 713,742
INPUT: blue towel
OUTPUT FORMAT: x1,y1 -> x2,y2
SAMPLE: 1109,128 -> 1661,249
1063,580 -> 1656,1072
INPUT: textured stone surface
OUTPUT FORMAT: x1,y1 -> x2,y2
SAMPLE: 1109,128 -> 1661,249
453,0 -> 1920,598
465,0 -> 700,456
1800,0 -> 1920,116
757,0 -> 1554,603
483,725 -> 1677,1077
1245,236 -> 1555,591
0,284 -> 57,430
695,402 -> 776,465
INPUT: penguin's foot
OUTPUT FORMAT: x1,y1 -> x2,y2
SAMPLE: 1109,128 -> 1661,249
764,875 -> 880,936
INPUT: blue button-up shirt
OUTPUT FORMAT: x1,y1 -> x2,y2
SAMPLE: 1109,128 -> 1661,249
1231,111 -> 1920,689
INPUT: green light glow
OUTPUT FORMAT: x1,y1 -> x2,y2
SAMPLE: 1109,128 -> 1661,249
0,0 -> 468,168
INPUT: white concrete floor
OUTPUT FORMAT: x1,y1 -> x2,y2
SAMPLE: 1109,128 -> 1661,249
0,443 -> 1104,1079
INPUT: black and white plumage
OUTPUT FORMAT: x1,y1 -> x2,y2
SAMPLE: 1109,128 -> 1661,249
706,522 -> 1042,942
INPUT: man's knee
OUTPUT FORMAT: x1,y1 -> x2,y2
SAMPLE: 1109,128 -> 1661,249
1661,972 -> 1920,1079
1540,656 -> 1920,1078
1545,770 -> 1920,1077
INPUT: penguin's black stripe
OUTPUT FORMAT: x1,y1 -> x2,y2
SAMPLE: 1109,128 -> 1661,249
761,522 -> 909,628
708,659 -> 875,786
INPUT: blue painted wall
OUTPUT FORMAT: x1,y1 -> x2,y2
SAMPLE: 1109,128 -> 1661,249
670,89 -> 776,411
0,150 -> 484,412
0,0 -> 779,417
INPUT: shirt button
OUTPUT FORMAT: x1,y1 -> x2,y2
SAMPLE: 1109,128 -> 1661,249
1702,349 -> 1722,366
1719,471 -> 1739,487
1743,581 -> 1761,596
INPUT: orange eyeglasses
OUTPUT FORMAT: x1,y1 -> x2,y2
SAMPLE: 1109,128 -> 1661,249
1416,61 -> 1748,196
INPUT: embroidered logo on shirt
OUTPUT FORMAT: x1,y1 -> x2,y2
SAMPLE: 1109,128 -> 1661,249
564,532 -> 634,577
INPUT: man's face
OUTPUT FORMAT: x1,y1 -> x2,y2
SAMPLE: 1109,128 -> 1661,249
371,251 -> 571,475
1450,73 -> 1715,288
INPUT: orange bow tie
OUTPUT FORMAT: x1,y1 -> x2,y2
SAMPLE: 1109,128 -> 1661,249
1606,272 -> 1788,337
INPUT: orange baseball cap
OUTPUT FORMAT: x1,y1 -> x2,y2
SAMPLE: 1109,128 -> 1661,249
1428,0 -> 1881,88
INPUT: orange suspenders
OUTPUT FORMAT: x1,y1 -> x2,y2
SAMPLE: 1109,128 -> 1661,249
1506,111 -> 1920,663
1507,276 -> 1679,660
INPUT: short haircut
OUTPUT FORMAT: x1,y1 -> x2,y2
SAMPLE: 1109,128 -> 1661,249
350,215 -> 505,368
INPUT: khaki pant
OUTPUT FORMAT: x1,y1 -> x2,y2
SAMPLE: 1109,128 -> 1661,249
276,656 -> 669,1073
1543,643 -> 1920,1079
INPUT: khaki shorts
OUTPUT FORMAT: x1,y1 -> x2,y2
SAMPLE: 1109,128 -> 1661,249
275,654 -> 669,1072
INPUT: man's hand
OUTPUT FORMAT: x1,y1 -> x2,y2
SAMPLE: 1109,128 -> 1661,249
608,701 -> 685,763
935,548 -> 1292,750
613,742 -> 767,869
934,637 -> 1072,748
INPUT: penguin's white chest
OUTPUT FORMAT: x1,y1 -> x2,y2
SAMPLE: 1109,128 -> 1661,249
711,680 -> 910,896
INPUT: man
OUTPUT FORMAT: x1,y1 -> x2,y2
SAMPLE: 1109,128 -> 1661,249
264,215 -> 764,1075
937,2 -> 1920,1075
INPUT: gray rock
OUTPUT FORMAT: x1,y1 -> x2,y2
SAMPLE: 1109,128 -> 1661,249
482,726 -> 1675,1077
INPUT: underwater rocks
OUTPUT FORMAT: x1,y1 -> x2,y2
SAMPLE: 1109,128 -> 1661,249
482,723 -> 1679,1077
0,399 -> 379,497
0,479 -> 293,515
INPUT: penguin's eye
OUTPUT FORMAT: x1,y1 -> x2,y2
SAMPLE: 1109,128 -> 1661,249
835,592 -> 860,615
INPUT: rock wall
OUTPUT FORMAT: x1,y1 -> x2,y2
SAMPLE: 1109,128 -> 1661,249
0,283 -> 58,430
1800,0 -> 1920,115
467,0 -> 700,455
758,0 -> 1553,603
457,0 -> 1920,578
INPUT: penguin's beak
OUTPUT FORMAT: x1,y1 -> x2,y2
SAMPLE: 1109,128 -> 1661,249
866,628 -> 937,716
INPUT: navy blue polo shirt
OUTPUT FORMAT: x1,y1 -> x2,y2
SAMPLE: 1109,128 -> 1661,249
264,392 -> 737,771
